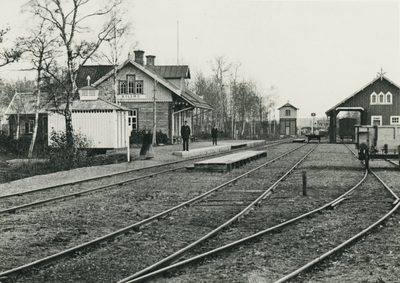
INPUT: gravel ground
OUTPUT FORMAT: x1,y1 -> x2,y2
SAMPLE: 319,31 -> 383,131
1,142 -> 399,283
0,140 -> 245,196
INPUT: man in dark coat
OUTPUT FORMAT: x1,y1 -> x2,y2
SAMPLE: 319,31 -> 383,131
181,120 -> 191,151
211,125 -> 218,145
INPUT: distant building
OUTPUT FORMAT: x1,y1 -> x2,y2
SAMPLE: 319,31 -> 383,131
278,102 -> 298,137
325,71 -> 400,143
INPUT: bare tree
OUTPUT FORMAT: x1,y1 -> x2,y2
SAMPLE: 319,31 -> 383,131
27,0 -> 123,149
229,62 -> 241,139
18,20 -> 59,158
0,27 -> 23,67
93,3 -> 134,102
210,55 -> 231,133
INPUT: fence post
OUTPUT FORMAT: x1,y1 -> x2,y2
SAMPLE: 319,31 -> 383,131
302,171 -> 307,196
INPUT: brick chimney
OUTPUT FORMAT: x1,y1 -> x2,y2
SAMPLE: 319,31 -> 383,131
134,50 -> 145,65
146,55 -> 156,66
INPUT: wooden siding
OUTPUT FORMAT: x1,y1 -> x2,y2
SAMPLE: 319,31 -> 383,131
279,118 -> 297,136
47,111 -> 129,149
332,78 -> 400,125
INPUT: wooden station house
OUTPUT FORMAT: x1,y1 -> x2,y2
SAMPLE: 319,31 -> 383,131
325,70 -> 400,143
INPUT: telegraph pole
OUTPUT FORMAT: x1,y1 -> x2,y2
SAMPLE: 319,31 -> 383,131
153,79 -> 157,145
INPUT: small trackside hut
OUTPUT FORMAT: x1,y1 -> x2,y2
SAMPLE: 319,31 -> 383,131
48,86 -> 131,153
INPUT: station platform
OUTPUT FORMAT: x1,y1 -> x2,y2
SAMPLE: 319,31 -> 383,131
172,140 -> 266,158
193,150 -> 267,172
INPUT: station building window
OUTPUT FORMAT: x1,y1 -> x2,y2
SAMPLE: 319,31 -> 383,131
127,75 -> 135,94
391,116 -> 400,125
285,109 -> 291,116
119,81 -> 127,94
371,115 -> 382,126
370,91 -> 392,105
370,93 -> 377,104
379,93 -> 384,103
128,109 -> 138,131
136,81 -> 143,94
386,92 -> 392,103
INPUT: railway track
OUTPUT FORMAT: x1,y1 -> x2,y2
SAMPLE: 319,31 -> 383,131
4,143 -> 392,282
117,144 -> 397,283
0,140 -> 288,214
0,142 -> 309,281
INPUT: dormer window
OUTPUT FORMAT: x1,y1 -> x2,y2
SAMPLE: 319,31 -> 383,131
79,86 -> 99,100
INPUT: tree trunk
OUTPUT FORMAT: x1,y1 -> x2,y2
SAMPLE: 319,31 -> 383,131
16,113 -> 20,140
65,106 -> 74,149
28,69 -> 42,158
28,90 -> 40,158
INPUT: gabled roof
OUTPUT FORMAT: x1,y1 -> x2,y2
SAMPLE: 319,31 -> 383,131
278,102 -> 298,110
325,75 -> 400,115
91,60 -> 182,95
76,65 -> 114,88
52,97 -> 130,111
71,98 -> 130,111
82,60 -> 212,110
147,65 -> 190,79
5,92 -> 56,115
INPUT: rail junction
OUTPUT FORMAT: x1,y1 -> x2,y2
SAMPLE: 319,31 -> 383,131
0,141 -> 399,283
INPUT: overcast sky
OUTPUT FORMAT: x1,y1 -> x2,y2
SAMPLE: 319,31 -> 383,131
1,0 -> 399,118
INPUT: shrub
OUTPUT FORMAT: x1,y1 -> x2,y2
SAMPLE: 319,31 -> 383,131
0,133 -> 31,157
130,128 -> 147,146
130,128 -> 169,146
48,131 -> 93,170
156,130 -> 168,144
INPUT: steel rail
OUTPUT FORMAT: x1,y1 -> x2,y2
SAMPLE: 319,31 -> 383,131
274,168 -> 399,283
388,159 -> 399,167
0,167 -> 187,214
0,140 -> 288,200
119,168 -> 369,283
344,143 -> 399,204
0,142 -> 303,278
0,142 -> 293,214
118,144 -> 319,282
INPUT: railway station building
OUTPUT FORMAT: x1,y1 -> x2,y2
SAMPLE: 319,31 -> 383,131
5,51 -> 212,149
325,71 -> 400,143
75,50 -> 212,143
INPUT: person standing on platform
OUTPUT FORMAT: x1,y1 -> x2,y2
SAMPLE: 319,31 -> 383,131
211,125 -> 218,145
181,120 -> 191,151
